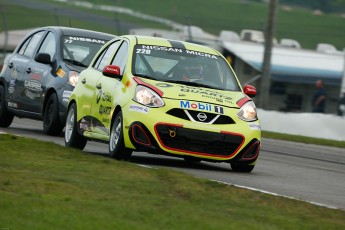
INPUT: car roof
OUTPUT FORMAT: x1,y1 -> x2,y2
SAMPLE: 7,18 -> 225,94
36,26 -> 115,40
122,35 -> 221,55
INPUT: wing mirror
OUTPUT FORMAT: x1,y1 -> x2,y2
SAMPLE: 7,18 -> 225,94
102,65 -> 122,79
243,85 -> 256,98
34,53 -> 52,65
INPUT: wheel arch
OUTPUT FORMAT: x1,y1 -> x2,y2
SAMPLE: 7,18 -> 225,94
111,105 -> 122,126
42,88 -> 57,116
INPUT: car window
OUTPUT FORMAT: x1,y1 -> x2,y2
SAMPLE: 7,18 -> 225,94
18,38 -> 31,55
110,41 -> 128,75
93,40 -> 121,71
132,44 -> 241,91
63,35 -> 109,68
38,32 -> 56,62
18,31 -> 45,58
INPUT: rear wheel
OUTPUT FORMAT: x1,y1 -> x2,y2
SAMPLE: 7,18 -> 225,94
65,103 -> 87,150
43,93 -> 63,136
109,111 -> 132,160
230,163 -> 255,173
0,85 -> 14,127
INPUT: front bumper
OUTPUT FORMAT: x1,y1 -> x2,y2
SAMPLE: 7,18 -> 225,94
122,100 -> 261,163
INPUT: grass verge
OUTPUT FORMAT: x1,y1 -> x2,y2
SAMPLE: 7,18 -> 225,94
0,134 -> 344,229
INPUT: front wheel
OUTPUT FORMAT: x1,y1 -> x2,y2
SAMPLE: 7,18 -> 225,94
0,85 -> 14,127
230,163 -> 255,173
109,111 -> 132,160
43,93 -> 63,136
65,103 -> 87,150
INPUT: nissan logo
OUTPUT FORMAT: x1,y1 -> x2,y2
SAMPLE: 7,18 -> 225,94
197,113 -> 207,122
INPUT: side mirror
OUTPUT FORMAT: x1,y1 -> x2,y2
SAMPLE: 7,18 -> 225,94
243,85 -> 256,98
34,53 -> 52,65
102,65 -> 122,79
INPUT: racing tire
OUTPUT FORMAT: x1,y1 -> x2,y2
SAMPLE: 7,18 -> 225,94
65,103 -> 87,150
109,111 -> 132,160
230,163 -> 255,173
43,93 -> 64,136
0,85 -> 14,127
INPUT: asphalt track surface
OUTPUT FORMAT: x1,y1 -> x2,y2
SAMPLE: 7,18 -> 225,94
1,117 -> 344,210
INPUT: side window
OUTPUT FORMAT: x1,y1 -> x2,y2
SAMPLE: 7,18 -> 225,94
38,32 -> 56,62
18,38 -> 31,55
93,40 -> 121,71
21,31 -> 45,58
111,41 -> 128,75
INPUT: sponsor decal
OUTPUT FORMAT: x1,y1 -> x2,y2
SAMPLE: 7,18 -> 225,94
24,89 -> 40,99
65,37 -> 107,44
62,90 -> 73,98
24,80 -> 42,92
56,68 -> 65,78
249,123 -> 261,130
180,100 -> 224,114
8,86 -> 14,94
9,78 -> 16,93
156,83 -> 173,88
183,122 -> 220,131
30,73 -> 42,81
185,50 -> 218,59
96,90 -> 112,104
180,85 -> 233,103
214,106 -> 224,114
9,79 -> 16,87
99,105 -> 111,115
129,104 -> 149,114
102,118 -> 110,123
8,101 -> 18,108
137,45 -> 218,59
11,56 -> 29,63
32,66 -> 45,73
11,67 -> 17,79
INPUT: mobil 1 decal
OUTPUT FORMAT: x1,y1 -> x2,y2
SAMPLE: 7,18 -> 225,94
180,100 -> 224,114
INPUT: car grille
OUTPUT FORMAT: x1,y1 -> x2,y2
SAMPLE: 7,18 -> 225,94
155,124 -> 244,157
166,108 -> 235,124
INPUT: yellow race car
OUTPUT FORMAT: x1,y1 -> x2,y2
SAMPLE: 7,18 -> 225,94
65,35 -> 261,172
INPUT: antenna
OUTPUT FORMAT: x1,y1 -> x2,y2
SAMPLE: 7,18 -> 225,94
69,19 -> 72,27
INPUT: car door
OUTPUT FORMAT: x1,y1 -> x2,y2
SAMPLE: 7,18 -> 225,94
91,40 -> 129,136
23,31 -> 56,113
5,30 -> 45,111
78,40 -> 122,134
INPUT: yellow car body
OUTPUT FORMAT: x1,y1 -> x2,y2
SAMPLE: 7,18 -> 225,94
65,35 -> 261,172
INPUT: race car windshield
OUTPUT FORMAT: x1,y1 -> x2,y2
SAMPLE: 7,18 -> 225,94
62,36 -> 108,68
132,44 -> 241,91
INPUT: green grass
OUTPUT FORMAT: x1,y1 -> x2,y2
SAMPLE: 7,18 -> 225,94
0,134 -> 345,229
262,131 -> 345,148
1,0 -> 345,49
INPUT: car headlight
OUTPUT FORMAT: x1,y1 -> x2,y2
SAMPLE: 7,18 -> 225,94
68,71 -> 79,87
133,85 -> 164,107
237,101 -> 258,121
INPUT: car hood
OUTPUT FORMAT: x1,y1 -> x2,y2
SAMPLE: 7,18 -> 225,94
141,78 -> 247,109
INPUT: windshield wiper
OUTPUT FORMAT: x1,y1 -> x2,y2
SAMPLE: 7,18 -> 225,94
63,59 -> 87,68
134,74 -> 157,80
165,80 -> 219,89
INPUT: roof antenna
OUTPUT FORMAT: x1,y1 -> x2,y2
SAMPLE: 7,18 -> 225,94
69,19 -> 72,27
